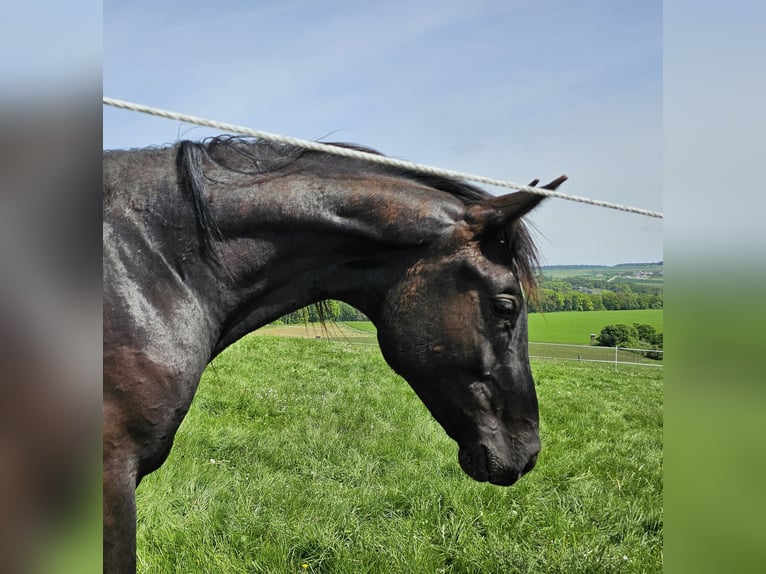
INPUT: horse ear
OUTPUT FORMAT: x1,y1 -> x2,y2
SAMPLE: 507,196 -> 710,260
465,175 -> 568,232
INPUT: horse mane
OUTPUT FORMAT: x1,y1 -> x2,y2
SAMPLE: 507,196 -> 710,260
176,141 -> 227,272
183,136 -> 541,296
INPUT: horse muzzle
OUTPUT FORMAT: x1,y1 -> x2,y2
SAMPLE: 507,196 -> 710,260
457,436 -> 540,486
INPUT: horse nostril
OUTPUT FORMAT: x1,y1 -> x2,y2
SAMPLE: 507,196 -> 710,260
522,452 -> 538,475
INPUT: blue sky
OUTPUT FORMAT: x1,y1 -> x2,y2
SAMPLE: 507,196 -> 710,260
104,0 -> 662,265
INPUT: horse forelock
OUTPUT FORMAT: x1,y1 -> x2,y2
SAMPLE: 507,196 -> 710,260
507,221 -> 541,303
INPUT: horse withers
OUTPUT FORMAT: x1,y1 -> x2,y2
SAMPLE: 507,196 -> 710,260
103,137 -> 566,572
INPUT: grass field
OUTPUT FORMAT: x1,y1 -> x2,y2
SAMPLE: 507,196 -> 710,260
541,264 -> 663,280
262,309 -> 663,347
261,309 -> 663,348
610,277 -> 664,287
135,336 -> 662,573
527,309 -> 663,345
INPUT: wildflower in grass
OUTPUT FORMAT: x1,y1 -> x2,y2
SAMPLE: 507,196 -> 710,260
301,563 -> 309,570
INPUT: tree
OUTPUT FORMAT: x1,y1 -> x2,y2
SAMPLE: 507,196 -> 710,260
589,292 -> 605,310
646,332 -> 663,360
533,289 -> 564,312
597,323 -> 663,360
633,323 -> 658,345
597,324 -> 638,347
280,300 -> 340,324
615,290 -> 639,310
572,291 -> 593,311
338,302 -> 368,321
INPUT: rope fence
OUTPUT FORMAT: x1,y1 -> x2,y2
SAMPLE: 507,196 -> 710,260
104,97 -> 663,219
254,325 -> 663,370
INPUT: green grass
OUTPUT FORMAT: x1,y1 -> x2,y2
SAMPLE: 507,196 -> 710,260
528,309 -> 663,345
136,336 -> 662,573
339,321 -> 377,333
340,309 -> 664,347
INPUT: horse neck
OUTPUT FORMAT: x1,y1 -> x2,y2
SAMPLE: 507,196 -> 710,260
204,171 -> 465,354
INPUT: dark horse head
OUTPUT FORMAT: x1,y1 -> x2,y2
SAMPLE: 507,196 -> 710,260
370,177 -> 566,486
186,138 -> 567,487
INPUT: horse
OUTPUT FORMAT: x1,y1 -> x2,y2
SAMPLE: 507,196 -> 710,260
103,136 -> 567,573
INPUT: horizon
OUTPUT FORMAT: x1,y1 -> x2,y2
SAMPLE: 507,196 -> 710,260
541,261 -> 662,268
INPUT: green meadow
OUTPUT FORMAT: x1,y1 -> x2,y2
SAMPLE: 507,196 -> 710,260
335,309 -> 664,347
527,309 -> 664,345
136,336 -> 662,573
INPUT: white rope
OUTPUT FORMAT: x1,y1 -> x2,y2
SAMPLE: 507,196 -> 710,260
104,97 -> 663,219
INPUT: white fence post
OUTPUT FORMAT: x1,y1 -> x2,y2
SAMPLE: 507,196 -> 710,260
615,345 -> 619,371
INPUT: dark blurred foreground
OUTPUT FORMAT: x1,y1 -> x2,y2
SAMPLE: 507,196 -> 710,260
1,0 -> 102,570
664,1 -> 766,572
0,95 -> 102,572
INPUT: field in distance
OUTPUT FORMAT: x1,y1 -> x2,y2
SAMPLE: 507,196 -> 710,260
527,309 -> 663,345
541,262 -> 663,282
257,308 -> 663,347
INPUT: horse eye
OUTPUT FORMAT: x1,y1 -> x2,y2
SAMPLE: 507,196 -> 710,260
492,296 -> 516,318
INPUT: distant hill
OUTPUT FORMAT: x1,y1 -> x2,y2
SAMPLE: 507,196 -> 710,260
543,262 -> 662,270
614,261 -> 663,268
541,262 -> 663,280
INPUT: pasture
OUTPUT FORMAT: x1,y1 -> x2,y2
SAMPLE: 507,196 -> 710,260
261,308 -> 664,348
540,263 -> 663,280
135,336 -> 662,573
527,309 -> 663,345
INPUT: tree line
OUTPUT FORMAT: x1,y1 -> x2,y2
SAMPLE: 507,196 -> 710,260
528,278 -> 662,313
276,300 -> 366,325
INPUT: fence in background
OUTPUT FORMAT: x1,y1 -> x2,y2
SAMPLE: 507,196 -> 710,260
528,342 -> 663,369
257,324 -> 663,370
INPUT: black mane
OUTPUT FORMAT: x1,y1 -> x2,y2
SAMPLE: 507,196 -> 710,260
200,136 -> 491,204
184,136 -> 541,294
